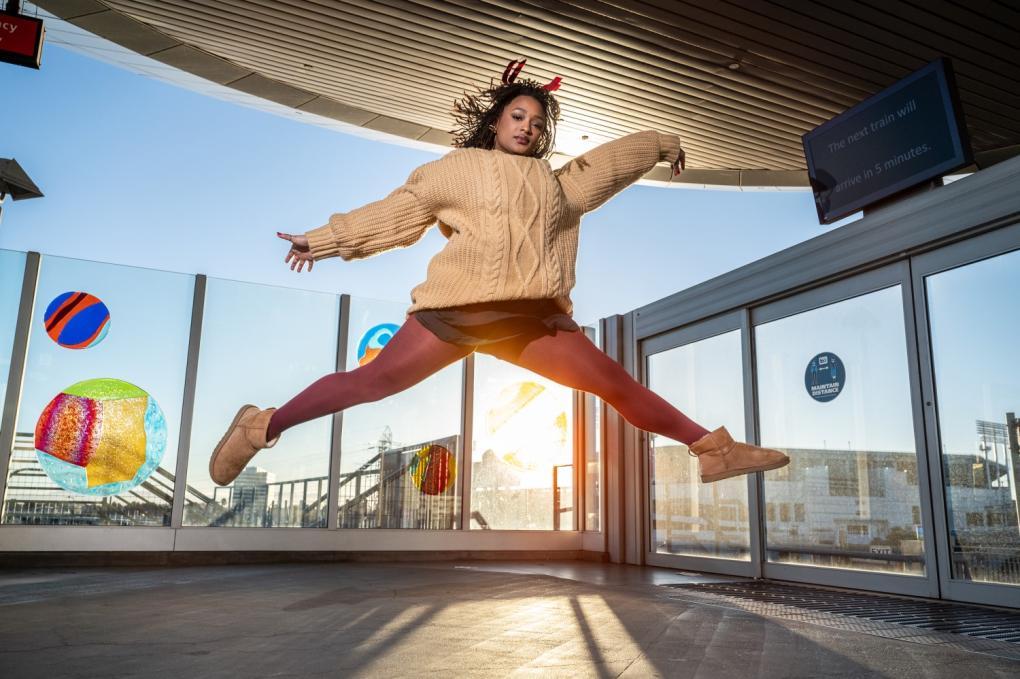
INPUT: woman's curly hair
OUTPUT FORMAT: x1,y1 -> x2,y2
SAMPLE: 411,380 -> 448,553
451,78 -> 561,159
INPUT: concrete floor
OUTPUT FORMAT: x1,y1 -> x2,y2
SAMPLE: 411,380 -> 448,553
0,560 -> 1018,678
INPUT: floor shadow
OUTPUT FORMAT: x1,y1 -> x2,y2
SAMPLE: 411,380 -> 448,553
0,561 -> 1014,678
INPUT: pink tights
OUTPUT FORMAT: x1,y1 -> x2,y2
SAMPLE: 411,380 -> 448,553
266,316 -> 710,445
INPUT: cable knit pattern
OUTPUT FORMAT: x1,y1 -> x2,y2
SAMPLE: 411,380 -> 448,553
304,130 -> 683,316
482,151 -> 505,302
543,163 -> 564,298
507,159 -> 544,292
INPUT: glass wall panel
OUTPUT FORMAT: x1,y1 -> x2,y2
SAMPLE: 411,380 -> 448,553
338,296 -> 463,529
471,354 -> 573,530
184,279 -> 337,528
3,256 -> 192,526
647,329 -> 750,559
756,286 -> 925,574
0,249 -> 27,429
926,248 -> 1020,586
586,324 -> 601,532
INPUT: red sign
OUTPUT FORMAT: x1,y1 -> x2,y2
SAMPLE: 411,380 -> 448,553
0,12 -> 44,69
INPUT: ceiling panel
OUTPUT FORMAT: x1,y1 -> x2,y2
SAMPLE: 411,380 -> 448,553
33,0 -> 1020,186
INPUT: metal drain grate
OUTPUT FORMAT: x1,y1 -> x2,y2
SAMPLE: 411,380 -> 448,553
663,581 -> 1020,660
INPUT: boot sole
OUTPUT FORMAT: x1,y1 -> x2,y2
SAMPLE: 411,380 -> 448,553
701,456 -> 790,483
209,404 -> 257,486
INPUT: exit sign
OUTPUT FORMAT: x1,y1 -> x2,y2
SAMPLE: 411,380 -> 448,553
0,12 -> 44,69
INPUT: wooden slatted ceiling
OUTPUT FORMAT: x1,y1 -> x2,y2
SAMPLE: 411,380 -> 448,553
36,0 -> 1020,185
102,0 -> 806,169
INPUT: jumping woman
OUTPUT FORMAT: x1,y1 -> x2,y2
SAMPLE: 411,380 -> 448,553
209,58 -> 789,488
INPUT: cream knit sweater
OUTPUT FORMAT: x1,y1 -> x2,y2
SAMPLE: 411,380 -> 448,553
305,130 -> 683,316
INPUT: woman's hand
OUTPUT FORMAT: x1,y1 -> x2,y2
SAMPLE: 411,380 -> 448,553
278,232 -> 314,272
671,146 -> 686,177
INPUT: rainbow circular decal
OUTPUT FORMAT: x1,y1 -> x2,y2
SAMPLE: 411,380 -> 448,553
44,291 -> 111,349
356,322 -> 400,366
34,378 -> 167,496
408,444 -> 456,496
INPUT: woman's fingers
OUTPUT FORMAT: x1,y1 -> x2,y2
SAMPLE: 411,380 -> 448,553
287,251 -> 314,273
281,233 -> 314,271
672,148 -> 687,175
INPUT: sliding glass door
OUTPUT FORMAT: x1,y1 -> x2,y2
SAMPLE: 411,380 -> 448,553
643,312 -> 760,577
752,263 -> 938,597
914,223 -> 1020,608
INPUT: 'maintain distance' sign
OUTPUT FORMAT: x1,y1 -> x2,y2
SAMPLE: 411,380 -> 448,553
0,11 -> 44,69
802,58 -> 971,224
805,352 -> 845,403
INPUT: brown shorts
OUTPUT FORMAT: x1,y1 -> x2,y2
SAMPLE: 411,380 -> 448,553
412,298 -> 580,361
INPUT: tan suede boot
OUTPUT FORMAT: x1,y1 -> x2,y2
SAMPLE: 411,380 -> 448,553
688,426 -> 789,483
209,405 -> 279,486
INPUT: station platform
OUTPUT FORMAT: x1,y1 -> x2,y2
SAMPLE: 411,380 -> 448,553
1,560 -> 1017,677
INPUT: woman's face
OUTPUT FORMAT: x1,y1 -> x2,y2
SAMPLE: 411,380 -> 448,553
492,95 -> 546,156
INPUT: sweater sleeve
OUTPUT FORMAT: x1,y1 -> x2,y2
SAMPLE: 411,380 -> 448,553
554,130 -> 683,214
304,160 -> 440,262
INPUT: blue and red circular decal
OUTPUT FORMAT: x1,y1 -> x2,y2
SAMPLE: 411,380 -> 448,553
44,291 -> 111,350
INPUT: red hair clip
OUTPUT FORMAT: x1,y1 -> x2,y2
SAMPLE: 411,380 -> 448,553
501,57 -> 563,91
502,57 -> 527,84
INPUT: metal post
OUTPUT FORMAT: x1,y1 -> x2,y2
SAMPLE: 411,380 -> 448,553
0,251 -> 39,516
171,274 -> 205,528
602,315 -> 626,563
741,308 -> 765,579
316,478 -> 323,526
376,450 -> 385,527
576,328 -> 597,533
326,293 -> 350,529
301,480 -> 308,526
620,311 -> 644,565
581,325 -> 603,536
458,353 -> 474,529
277,484 -> 283,528
288,482 -> 295,526
553,464 -> 560,531
1007,412 -> 1019,530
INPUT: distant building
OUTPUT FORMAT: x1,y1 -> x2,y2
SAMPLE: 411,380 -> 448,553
652,444 -> 1020,577
2,433 -> 173,526
231,467 -> 274,527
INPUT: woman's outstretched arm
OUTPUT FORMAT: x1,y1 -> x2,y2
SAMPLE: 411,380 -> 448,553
301,155 -> 450,263
554,130 -> 684,214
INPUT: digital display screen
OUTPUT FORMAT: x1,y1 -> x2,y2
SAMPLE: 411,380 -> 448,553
803,58 -> 972,224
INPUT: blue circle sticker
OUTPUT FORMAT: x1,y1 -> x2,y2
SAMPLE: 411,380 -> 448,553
805,352 -> 845,402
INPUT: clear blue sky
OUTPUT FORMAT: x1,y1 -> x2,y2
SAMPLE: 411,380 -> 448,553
1,44 -> 840,327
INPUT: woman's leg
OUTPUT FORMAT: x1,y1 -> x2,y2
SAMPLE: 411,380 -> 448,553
480,329 -> 711,445
266,316 -> 472,440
